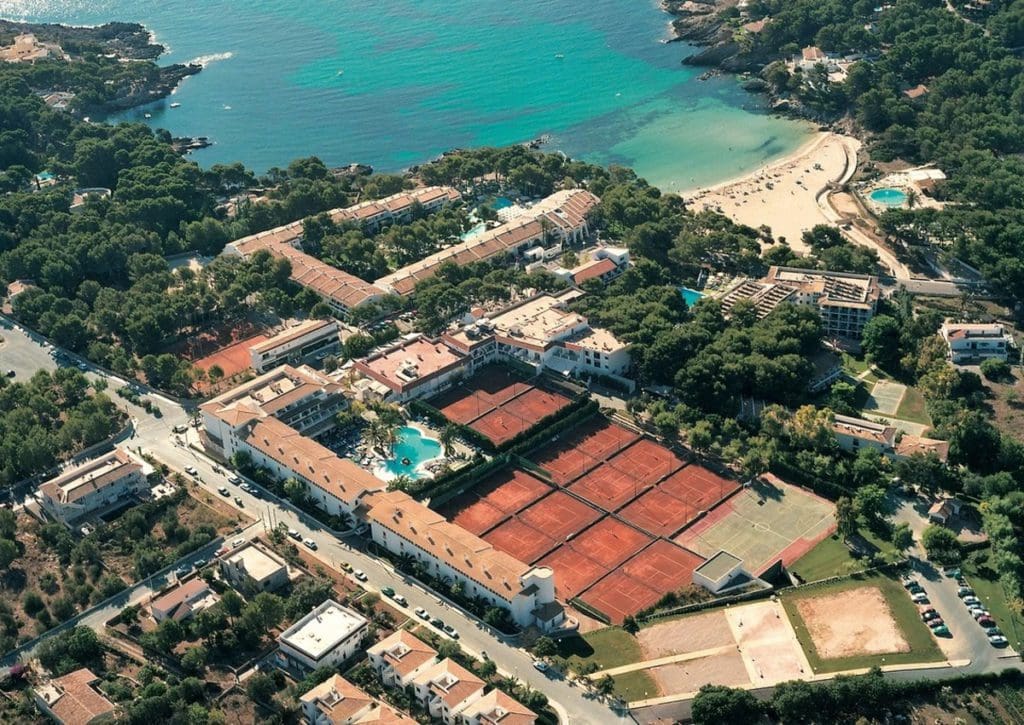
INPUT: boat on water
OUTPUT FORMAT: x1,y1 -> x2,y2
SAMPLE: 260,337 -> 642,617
555,53 -> 565,59
170,102 -> 181,108
144,113 -> 151,118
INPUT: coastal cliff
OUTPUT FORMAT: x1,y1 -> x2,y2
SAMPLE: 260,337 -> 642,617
0,19 -> 200,115
662,0 -> 754,71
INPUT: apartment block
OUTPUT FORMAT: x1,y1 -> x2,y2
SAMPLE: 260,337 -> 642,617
940,322 -> 1014,363
38,449 -> 148,526
277,600 -> 368,672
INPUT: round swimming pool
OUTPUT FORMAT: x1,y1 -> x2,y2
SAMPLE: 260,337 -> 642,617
869,187 -> 908,207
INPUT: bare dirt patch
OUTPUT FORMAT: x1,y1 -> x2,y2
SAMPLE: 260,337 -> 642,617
636,610 -> 735,659
648,651 -> 750,695
796,585 -> 909,659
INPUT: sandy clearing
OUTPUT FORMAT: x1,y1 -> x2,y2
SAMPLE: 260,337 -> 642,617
727,600 -> 811,685
647,651 -> 751,695
796,586 -> 910,659
636,610 -> 735,658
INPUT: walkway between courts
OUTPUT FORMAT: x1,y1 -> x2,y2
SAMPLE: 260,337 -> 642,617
587,645 -> 737,678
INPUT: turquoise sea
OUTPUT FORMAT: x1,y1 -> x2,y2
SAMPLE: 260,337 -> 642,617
2,0 -> 812,189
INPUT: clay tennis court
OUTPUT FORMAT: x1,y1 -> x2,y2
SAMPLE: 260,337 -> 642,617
564,518 -> 653,569
568,463 -> 655,511
578,540 -> 705,624
437,468 -> 552,535
619,486 -> 700,537
192,332 -> 269,387
606,438 -> 686,487
517,491 -> 603,542
440,496 -> 507,535
538,546 -> 612,600
470,389 -> 571,446
529,419 -> 640,485
659,464 -> 740,514
675,477 -> 835,575
483,517 -> 558,564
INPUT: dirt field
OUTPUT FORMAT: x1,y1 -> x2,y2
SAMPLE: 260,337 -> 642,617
795,586 -> 910,659
637,610 -> 735,658
648,652 -> 750,695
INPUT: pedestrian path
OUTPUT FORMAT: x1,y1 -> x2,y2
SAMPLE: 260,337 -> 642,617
587,645 -> 736,678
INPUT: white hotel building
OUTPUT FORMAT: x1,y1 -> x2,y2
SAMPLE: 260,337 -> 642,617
38,449 -> 150,526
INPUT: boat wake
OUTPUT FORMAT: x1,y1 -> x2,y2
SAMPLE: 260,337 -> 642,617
189,51 -> 234,67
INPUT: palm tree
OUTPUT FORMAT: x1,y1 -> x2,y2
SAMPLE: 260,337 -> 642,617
439,424 -> 458,457
905,188 -> 920,209
366,419 -> 398,455
388,474 -> 414,493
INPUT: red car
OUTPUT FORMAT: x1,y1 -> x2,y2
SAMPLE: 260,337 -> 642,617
928,618 -> 945,628
978,616 -> 996,628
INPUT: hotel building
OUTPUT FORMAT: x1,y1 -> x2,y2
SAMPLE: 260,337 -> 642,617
38,449 -> 149,526
250,319 -> 342,373
940,322 -> 1014,364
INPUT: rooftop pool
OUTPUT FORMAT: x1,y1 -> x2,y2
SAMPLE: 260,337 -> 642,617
869,187 -> 908,207
376,426 -> 442,481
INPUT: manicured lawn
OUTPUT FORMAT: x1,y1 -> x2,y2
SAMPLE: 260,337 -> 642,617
895,386 -> 933,427
842,353 -> 869,376
555,627 -> 642,672
613,670 -> 660,703
962,554 -> 1024,651
791,528 -> 900,582
781,572 -> 945,673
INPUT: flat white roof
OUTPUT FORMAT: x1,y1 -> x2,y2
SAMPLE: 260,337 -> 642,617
279,600 -> 367,661
225,543 -> 286,582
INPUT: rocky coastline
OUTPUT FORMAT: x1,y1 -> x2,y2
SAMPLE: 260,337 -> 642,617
0,19 -> 201,114
661,0 -> 758,71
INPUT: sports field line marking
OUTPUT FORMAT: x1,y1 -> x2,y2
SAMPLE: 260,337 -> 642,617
588,645 -> 737,678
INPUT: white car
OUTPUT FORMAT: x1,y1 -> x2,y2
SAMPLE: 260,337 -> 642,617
532,660 -> 548,672
415,607 -> 429,620
227,475 -> 241,485
184,465 -> 198,476
303,538 -> 317,550
911,592 -> 929,604
962,596 -> 981,606
989,634 -> 1009,646
353,569 -> 368,582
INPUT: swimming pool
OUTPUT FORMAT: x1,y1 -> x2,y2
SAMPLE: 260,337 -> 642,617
376,426 -> 443,480
680,287 -> 705,306
493,196 -> 513,210
869,187 -> 908,207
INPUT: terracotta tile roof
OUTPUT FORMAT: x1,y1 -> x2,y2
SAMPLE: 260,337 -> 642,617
356,705 -> 417,724
201,364 -> 339,426
571,258 -> 617,285
459,688 -> 537,725
244,418 -> 384,507
39,449 -> 142,505
895,434 -> 949,462
903,84 -> 929,99
354,337 -> 467,394
367,630 -> 438,678
149,579 -> 211,621
300,675 -> 373,724
36,668 -> 116,725
414,658 -> 484,710
364,490 -> 531,602
832,414 -> 896,446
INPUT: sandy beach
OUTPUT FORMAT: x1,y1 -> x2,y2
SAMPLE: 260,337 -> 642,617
682,132 -> 861,255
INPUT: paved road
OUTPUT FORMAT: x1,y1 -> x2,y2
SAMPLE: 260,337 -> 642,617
0,318 -> 627,725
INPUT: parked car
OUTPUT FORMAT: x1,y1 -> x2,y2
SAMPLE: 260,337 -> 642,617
288,529 -> 301,541
443,624 -> 458,639
903,578 -> 919,590
971,609 -> 991,620
984,626 -> 1004,636
353,569 -> 367,582
532,660 -> 549,672
957,587 -> 975,598
943,567 -> 962,578
303,538 -> 317,550
911,593 -> 929,604
4,370 -> 15,378
932,625 -> 951,636
978,616 -> 996,628
382,587 -> 395,597
414,607 -> 430,620
239,482 -> 251,492
227,475 -> 241,484
234,496 -> 243,506
184,465 -> 198,476
173,565 -> 190,578
921,610 -> 940,621
340,561 -> 352,572
393,594 -> 407,607
431,617 -> 444,628
231,538 -> 245,548
217,486 -> 229,496
907,583 -> 924,594
928,618 -> 945,629
193,558 -> 206,569
989,634 -> 1009,647
962,596 -> 981,606
173,424 -> 188,434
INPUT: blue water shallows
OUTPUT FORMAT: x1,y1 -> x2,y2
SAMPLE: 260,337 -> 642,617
869,188 -> 908,207
9,0 -> 813,190
680,287 -> 704,306
379,426 -> 442,480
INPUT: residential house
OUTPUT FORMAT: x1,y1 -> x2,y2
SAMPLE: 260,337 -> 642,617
299,674 -> 374,725
940,322 -> 1014,364
276,600 -> 369,672
367,630 -> 438,687
832,414 -> 949,462
149,579 -> 217,623
412,659 -> 485,725
38,449 -> 148,526
219,542 -> 291,593
33,668 -> 116,724
457,689 -> 537,725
